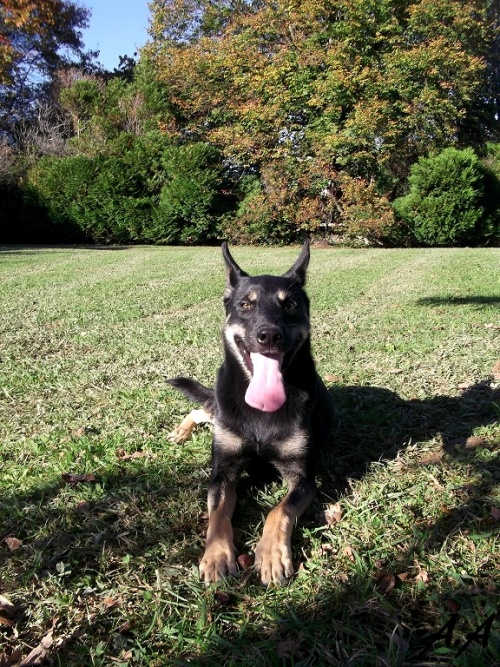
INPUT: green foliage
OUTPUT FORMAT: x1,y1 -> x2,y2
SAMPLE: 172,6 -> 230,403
151,142 -> 226,244
24,135 -> 230,245
148,0 -> 496,240
4,1 -> 499,246
28,133 -> 170,243
338,174 -> 398,245
393,147 -> 500,246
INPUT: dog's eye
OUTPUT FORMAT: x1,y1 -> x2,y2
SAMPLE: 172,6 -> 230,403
282,299 -> 297,311
240,301 -> 254,311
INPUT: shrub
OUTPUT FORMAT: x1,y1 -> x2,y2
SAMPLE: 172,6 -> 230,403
29,154 -> 151,243
393,147 -> 500,246
338,174 -> 398,245
150,142 -> 226,244
26,133 -> 172,243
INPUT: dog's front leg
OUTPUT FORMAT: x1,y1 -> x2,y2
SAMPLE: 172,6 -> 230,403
255,475 -> 316,585
199,475 -> 238,583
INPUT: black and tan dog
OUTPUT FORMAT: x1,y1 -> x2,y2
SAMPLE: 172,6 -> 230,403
168,240 -> 334,584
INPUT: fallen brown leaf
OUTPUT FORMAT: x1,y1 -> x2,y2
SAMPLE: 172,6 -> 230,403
490,507 -> 500,520
4,537 -> 22,551
342,545 -> 356,562
115,449 -> 148,460
465,436 -> 486,449
61,472 -> 96,484
18,629 -> 53,666
213,591 -> 231,606
276,637 -> 304,660
492,360 -> 500,380
377,573 -> 397,594
237,554 -> 254,570
415,569 -> 429,584
317,503 -> 342,526
324,374 -> 340,383
0,650 -> 22,667
0,595 -> 16,616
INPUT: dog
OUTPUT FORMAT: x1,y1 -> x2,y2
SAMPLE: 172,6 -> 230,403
168,240 -> 334,584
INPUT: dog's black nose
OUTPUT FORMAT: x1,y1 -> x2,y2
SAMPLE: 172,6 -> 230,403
256,326 -> 284,349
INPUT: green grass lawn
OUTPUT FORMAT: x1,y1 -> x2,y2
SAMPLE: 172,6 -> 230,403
0,245 -> 499,666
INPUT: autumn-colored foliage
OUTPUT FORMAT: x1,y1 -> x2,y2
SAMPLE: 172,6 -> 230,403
2,1 -> 500,245
0,0 -> 88,84
146,0 -> 495,239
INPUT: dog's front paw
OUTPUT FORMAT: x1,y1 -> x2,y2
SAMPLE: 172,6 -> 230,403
199,544 -> 238,584
254,535 -> 294,585
167,425 -> 191,443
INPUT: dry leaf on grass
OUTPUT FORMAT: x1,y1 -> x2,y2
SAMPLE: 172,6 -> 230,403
415,569 -> 429,584
115,449 -> 149,460
18,629 -> 53,666
316,503 -> 342,526
0,595 -> 16,616
343,545 -> 356,562
490,507 -> 500,520
237,554 -> 254,570
492,360 -> 500,380
61,472 -> 96,484
4,537 -> 22,551
0,651 -> 22,666
377,573 -> 397,594
276,637 -> 304,660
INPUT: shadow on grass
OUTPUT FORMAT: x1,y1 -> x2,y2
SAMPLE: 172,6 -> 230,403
417,295 -> 500,308
0,245 -> 132,254
1,381 -> 498,665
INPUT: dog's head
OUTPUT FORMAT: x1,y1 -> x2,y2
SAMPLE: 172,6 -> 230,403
221,241 -> 311,412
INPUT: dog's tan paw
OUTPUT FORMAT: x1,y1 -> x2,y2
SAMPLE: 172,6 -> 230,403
167,426 -> 191,443
199,545 -> 238,584
254,535 -> 294,585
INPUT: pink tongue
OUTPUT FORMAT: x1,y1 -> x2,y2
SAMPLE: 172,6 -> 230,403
245,353 -> 286,412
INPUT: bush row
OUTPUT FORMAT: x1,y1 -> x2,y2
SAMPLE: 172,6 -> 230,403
1,134 -> 231,245
1,142 -> 499,246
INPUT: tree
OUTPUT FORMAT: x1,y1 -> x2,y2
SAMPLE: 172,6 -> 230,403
147,0 -> 497,239
0,0 -> 89,140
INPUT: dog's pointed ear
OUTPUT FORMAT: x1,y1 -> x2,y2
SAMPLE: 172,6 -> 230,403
222,242 -> 248,291
282,239 -> 310,286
